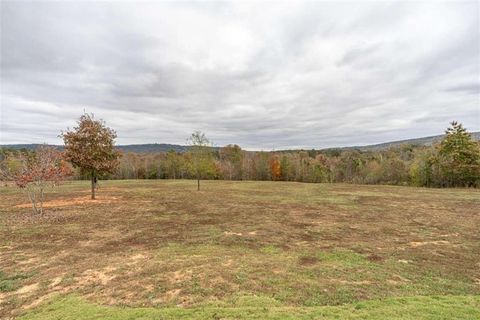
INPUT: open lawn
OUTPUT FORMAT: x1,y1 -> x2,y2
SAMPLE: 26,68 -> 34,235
1,180 -> 479,319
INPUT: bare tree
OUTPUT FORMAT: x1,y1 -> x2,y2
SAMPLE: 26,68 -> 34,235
188,131 -> 214,191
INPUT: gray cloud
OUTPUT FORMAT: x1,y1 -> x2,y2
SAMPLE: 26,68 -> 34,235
1,1 -> 479,150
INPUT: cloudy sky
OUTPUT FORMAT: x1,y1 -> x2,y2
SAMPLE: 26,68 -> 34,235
1,1 -> 479,149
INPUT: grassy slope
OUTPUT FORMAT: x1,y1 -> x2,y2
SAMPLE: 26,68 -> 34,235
1,180 -> 479,318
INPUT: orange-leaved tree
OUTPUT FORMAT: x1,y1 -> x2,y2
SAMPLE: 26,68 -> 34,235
269,155 -> 281,181
61,114 -> 121,199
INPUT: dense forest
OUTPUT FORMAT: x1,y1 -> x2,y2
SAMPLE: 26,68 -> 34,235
2,122 -> 479,188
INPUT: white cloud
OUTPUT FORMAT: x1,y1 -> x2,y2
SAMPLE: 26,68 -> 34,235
1,1 -> 478,149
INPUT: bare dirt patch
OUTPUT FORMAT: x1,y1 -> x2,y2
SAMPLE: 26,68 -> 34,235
16,256 -> 41,266
222,258 -> 234,267
126,253 -> 148,265
16,283 -> 39,295
224,231 -> 243,236
14,195 -> 120,208
169,270 -> 193,284
331,279 -> 372,285
409,240 -> 451,248
79,267 -> 117,286
49,276 -> 63,288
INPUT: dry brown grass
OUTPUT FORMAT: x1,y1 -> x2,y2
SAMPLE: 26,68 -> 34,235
14,195 -> 120,208
0,180 -> 479,318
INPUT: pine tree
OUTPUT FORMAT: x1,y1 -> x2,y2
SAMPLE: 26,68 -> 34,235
437,121 -> 480,187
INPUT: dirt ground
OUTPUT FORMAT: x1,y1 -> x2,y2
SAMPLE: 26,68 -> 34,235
1,180 -> 479,318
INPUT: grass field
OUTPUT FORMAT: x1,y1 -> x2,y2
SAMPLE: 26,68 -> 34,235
1,180 -> 479,319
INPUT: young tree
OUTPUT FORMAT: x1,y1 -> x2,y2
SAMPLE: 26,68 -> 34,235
188,131 -> 214,191
437,121 -> 480,187
410,147 -> 438,187
279,155 -> 291,181
269,154 -> 281,181
254,152 -> 270,180
0,146 -> 71,215
165,150 -> 181,179
219,144 -> 243,180
61,114 -> 121,199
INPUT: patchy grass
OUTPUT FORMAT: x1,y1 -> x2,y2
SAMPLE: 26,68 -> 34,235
0,180 -> 479,318
0,271 -> 33,292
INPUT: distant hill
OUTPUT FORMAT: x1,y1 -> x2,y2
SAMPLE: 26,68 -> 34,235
116,143 -> 191,153
330,131 -> 480,152
1,132 -> 479,153
0,143 -> 191,153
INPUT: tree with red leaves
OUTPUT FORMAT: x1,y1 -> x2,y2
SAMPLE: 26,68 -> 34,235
1,146 -> 72,215
61,114 -> 121,199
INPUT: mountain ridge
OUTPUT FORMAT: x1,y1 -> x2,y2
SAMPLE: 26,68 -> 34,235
1,131 -> 479,153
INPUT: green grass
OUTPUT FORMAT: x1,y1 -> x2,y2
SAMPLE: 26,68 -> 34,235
19,295 -> 480,319
0,270 -> 32,292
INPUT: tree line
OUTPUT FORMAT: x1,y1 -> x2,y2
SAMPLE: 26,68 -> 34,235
69,121 -> 480,188
2,117 -> 480,215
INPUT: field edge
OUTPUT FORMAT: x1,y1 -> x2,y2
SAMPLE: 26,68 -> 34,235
18,294 -> 480,320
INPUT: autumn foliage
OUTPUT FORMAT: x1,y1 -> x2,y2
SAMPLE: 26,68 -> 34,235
269,156 -> 281,181
14,151 -> 71,188
61,113 -> 121,199
105,122 -> 479,188
1,146 -> 72,214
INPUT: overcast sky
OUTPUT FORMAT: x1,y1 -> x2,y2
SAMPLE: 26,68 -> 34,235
1,1 -> 479,150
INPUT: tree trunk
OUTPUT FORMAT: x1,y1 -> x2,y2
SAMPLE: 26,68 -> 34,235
39,187 -> 44,215
28,189 -> 39,214
91,170 -> 96,200
196,168 -> 200,191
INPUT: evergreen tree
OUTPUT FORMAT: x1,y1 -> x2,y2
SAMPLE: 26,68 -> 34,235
437,121 -> 480,187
